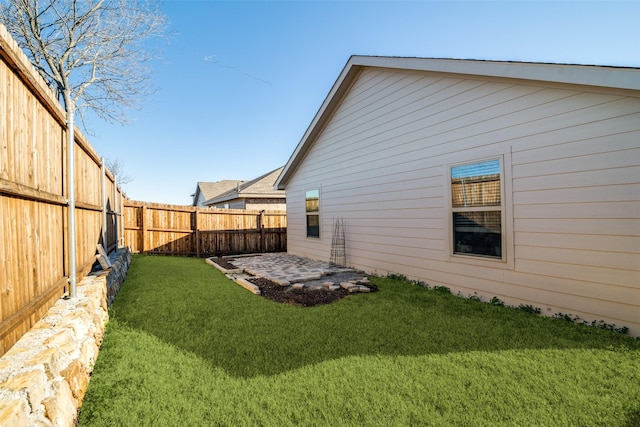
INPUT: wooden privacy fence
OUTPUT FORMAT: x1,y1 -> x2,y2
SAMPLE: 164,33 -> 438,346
124,201 -> 287,256
0,24 -> 124,355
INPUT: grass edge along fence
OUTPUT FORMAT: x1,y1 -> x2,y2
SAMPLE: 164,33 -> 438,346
0,23 -> 124,356
123,201 -> 287,257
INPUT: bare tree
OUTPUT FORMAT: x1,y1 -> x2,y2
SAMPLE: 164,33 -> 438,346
0,0 -> 166,297
0,0 -> 166,125
105,157 -> 133,186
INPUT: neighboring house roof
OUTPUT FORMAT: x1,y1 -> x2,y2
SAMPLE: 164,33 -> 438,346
193,180 -> 245,206
275,55 -> 640,190
204,167 -> 285,206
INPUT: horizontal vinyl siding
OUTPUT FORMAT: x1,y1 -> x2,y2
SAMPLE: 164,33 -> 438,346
514,231 -> 639,253
286,67 -> 640,334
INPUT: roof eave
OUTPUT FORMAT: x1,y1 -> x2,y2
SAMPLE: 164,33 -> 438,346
275,56 -> 364,190
352,56 -> 640,91
203,191 -> 239,205
275,55 -> 640,190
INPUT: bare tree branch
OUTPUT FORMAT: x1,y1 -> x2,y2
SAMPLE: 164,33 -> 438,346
0,0 -> 167,126
105,157 -> 133,186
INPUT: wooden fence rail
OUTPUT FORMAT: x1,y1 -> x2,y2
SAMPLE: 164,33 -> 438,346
0,24 -> 123,355
123,201 -> 287,257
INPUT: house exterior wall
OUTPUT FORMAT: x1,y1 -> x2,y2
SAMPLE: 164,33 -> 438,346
194,192 -> 207,207
223,199 -> 246,209
245,198 -> 287,211
285,67 -> 640,334
209,198 -> 286,210
203,199 -> 241,209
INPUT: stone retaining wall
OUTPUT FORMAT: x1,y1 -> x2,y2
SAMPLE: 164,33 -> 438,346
96,248 -> 132,307
0,248 -> 131,426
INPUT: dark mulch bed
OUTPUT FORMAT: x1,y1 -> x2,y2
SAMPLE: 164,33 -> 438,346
248,277 -> 352,307
211,257 -> 241,270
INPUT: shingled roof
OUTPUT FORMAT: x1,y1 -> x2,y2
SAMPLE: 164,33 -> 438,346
192,180 -> 245,206
204,167 -> 285,206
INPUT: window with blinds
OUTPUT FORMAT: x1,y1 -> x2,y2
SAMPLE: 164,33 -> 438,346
451,158 -> 502,258
305,189 -> 320,238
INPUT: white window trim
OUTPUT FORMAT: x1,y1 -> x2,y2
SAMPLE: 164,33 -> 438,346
444,152 -> 514,270
305,188 -> 321,239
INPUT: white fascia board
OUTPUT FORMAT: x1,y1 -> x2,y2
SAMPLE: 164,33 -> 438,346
350,56 -> 640,91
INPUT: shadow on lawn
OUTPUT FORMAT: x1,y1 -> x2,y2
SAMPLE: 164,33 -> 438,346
111,255 -> 639,379
626,407 -> 640,427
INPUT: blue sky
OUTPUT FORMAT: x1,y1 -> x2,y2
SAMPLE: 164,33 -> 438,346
85,0 -> 640,205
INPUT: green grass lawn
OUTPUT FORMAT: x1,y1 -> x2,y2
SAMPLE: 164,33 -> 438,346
78,255 -> 640,426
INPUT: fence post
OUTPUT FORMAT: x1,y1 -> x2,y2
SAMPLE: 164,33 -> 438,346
113,176 -> 118,252
258,210 -> 265,252
119,187 -> 124,248
66,105 -> 77,298
101,158 -> 107,251
193,210 -> 200,257
141,205 -> 147,253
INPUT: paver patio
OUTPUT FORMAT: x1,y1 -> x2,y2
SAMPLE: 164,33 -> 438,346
222,253 -> 365,288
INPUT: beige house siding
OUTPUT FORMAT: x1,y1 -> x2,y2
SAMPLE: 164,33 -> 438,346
244,198 -> 287,211
209,198 -> 286,211
283,66 -> 640,335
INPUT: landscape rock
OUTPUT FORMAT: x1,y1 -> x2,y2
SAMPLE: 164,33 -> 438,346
61,360 -> 89,403
42,330 -> 76,355
0,398 -> 28,427
25,348 -> 68,378
43,379 -> 76,427
78,338 -> 99,369
2,368 -> 47,410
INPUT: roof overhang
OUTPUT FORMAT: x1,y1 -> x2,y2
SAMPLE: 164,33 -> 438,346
275,55 -> 640,190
